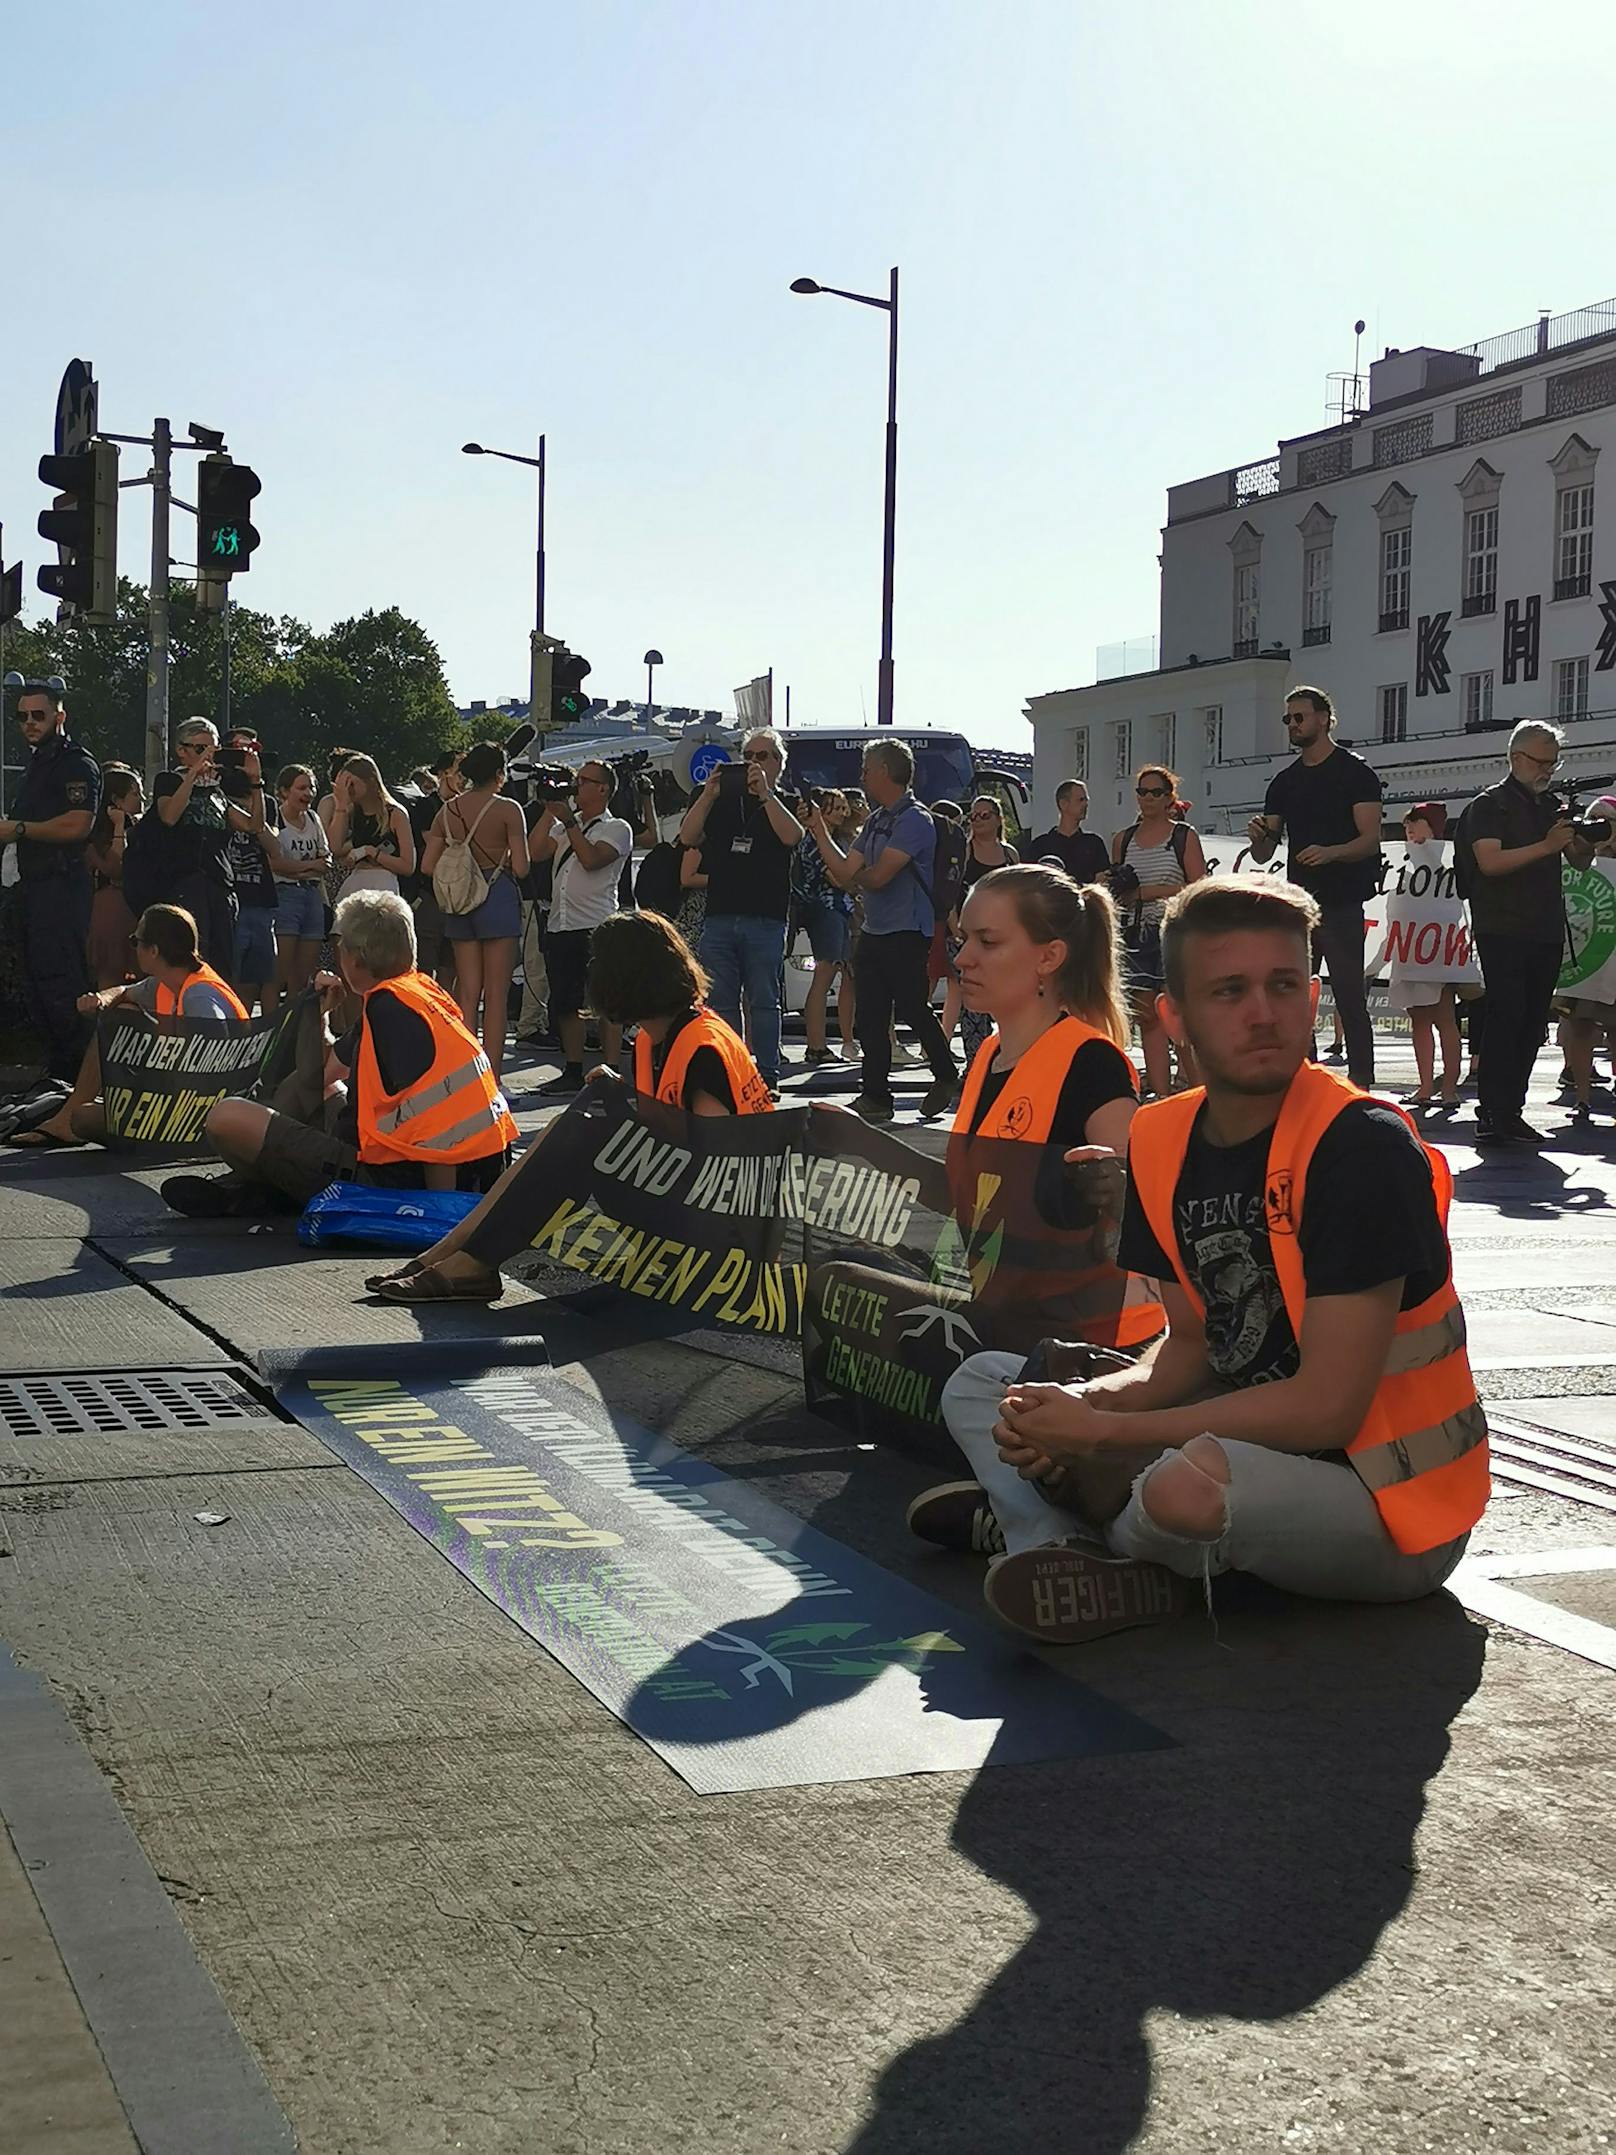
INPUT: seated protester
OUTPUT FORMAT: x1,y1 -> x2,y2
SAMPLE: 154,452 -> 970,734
944,864 -> 1164,1354
367,909 -> 770,1304
159,889 -> 516,1217
925,874 -> 1488,1646
9,904 -> 248,1150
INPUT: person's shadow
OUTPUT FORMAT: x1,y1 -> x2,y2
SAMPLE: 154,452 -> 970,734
846,1586 -> 1486,2151
630,1553 -> 1484,2152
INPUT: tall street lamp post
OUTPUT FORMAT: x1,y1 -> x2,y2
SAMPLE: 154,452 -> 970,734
791,267 -> 899,726
643,648 -> 663,716
462,435 -> 547,718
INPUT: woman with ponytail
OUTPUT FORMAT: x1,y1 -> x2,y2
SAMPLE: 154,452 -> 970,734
944,863 -> 1165,1350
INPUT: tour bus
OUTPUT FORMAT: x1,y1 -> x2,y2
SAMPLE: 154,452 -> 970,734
779,726 -> 1030,833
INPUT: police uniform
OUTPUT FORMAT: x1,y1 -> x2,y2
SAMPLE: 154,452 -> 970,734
12,729 -> 102,1076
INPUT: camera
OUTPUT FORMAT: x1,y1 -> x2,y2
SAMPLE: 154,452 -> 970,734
532,764 -> 577,804
1553,794 -> 1613,844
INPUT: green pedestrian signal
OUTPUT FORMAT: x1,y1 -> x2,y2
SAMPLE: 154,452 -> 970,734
554,649 -> 592,723
196,456 -> 261,576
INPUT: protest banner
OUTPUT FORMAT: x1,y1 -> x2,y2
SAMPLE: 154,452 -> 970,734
96,1004 -> 285,1149
1559,854 -> 1616,1003
517,1081 -> 1128,1440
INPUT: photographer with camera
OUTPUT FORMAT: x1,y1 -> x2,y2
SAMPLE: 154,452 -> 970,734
1457,721 -> 1598,1147
677,728 -> 802,1092
148,717 -> 270,976
528,759 -> 634,1096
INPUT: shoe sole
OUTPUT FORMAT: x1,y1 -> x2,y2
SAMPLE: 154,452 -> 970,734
984,1545 -> 1186,1645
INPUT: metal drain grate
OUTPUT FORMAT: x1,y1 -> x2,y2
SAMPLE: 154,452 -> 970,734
0,1370 -> 266,1440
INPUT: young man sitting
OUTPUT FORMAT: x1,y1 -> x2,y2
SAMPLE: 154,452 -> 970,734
917,874 -> 1489,1644
9,902 -> 248,1149
161,888 -> 516,1216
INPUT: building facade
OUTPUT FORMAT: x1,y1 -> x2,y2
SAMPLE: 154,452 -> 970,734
1029,298 -> 1616,837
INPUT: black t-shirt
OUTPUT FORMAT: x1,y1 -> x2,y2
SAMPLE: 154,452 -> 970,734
226,796 -> 279,908
651,1011 -> 738,1112
1028,828 -> 1110,884
333,988 -> 437,1146
967,1036 -> 1137,1226
152,773 -> 235,890
962,843 -> 1019,892
700,794 -> 793,920
1117,1099 -> 1449,1400
1263,747 -> 1384,907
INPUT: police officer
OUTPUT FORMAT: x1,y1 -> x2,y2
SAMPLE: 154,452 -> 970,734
0,680 -> 102,1077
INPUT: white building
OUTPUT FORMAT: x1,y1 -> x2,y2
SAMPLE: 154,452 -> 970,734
1029,297 -> 1616,839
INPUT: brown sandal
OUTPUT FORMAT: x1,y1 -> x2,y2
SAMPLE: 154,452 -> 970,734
374,1262 -> 504,1304
363,1260 -> 427,1294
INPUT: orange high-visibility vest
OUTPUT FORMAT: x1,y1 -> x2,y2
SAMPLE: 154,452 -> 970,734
153,963 -> 250,1021
1128,1062 -> 1488,1555
951,1013 -> 1166,1350
356,969 -> 519,1167
633,1007 -> 773,1115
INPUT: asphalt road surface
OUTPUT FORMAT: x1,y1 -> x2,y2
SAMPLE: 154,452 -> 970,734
1,1031 -> 1613,2154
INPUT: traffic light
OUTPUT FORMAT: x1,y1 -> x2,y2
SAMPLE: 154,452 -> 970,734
37,440 -> 119,620
1,559 -> 22,626
196,455 -> 261,575
553,649 -> 592,724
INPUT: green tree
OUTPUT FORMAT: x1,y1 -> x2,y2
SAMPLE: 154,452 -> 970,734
3,590 -> 466,782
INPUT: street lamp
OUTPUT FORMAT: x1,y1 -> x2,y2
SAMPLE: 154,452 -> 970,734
462,435 -> 547,722
643,648 -> 663,715
791,266 -> 900,726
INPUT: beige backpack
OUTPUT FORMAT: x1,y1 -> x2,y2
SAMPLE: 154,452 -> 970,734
433,796 -> 496,915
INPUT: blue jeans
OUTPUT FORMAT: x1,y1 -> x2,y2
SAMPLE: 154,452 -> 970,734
700,911 -> 787,1085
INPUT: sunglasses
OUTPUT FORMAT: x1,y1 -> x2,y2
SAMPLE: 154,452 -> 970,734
1282,715 -> 1312,729
743,750 -> 776,763
1136,786 -> 1169,799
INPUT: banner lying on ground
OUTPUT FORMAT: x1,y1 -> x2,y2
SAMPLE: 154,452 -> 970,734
271,1346 -> 1167,1792
523,1080 -> 1129,1435
96,1004 -> 286,1149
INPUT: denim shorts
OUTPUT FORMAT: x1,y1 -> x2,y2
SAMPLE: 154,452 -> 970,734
442,870 -> 523,942
803,901 -> 850,964
274,881 -> 325,941
235,905 -> 277,982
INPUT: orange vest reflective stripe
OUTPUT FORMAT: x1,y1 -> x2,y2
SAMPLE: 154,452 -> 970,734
950,1014 -> 1165,1350
1128,1062 -> 1488,1555
356,969 -> 519,1167
633,1007 -> 773,1115
153,963 -> 250,1022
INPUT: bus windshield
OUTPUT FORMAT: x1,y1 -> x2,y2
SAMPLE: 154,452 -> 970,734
781,729 -> 976,806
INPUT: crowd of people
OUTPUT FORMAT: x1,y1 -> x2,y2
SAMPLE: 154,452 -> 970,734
12,671 -> 1611,1653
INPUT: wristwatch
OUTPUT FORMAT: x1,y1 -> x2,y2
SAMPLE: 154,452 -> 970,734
15,822 -> 27,843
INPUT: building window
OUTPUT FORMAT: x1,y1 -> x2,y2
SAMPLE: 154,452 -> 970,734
1379,527 -> 1411,632
1462,506 -> 1498,617
1555,482 -> 1595,601
1069,730 -> 1088,783
1202,705 -> 1223,766
1378,683 -> 1408,744
1461,670 -> 1494,730
1302,541 -> 1332,645
1233,563 -> 1260,656
1111,720 -> 1132,778
1148,713 -> 1176,768
1553,656 -> 1590,718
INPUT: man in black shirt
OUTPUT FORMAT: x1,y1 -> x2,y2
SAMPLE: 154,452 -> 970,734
151,716 -> 270,974
0,679 -> 102,1076
1247,686 -> 1383,1088
1028,780 -> 1110,885
1458,721 -> 1594,1146
677,729 -> 803,1089
928,874 -> 1484,1646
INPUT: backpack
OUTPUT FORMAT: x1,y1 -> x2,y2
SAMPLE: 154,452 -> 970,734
902,809 -> 968,927
432,796 -> 495,916
634,840 -> 684,920
121,807 -> 182,920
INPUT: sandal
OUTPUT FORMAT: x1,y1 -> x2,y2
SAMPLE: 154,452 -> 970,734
374,1262 -> 504,1304
363,1259 -> 427,1294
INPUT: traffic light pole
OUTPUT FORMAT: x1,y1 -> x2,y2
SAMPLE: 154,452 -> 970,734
146,418 -> 171,786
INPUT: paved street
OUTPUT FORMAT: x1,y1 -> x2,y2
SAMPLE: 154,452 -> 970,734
2,1032 -> 1614,2154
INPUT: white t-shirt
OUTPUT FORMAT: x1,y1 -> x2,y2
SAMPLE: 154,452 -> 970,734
275,810 -> 330,885
548,814 -> 632,932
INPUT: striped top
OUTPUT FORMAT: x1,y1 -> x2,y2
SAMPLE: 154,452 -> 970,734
1123,830 -> 1187,926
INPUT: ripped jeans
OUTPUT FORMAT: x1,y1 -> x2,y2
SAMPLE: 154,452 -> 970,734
940,1351 -> 1467,1603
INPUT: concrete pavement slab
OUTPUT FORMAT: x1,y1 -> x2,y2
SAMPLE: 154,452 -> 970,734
1490,1396 -> 1616,1442
0,1239 -> 230,1373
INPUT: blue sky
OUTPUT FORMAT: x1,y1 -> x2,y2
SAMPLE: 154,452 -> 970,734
4,0 -> 1612,748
